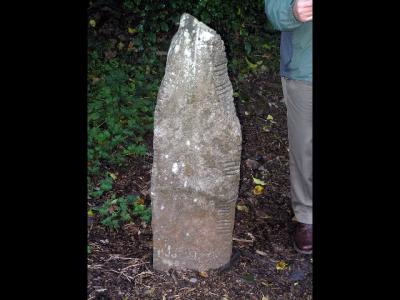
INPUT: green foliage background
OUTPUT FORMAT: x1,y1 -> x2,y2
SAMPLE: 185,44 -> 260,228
88,0 -> 280,226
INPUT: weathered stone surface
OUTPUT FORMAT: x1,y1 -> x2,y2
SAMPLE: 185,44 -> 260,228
151,13 -> 242,271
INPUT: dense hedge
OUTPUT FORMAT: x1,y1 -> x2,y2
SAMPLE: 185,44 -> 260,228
88,0 -> 280,189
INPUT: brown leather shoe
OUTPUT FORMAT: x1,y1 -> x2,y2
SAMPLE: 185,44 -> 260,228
293,222 -> 313,254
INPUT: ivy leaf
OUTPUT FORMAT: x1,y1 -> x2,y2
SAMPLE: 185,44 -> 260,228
89,19 -> 96,27
244,42 -> 252,55
245,57 -> 258,70
160,22 -> 169,32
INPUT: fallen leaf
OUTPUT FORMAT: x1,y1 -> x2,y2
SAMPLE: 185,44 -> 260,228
108,172 -> 117,180
128,27 -> 137,34
244,111 -> 249,116
199,271 -> 208,278
91,77 -> 100,84
127,41 -> 135,51
253,185 -> 264,195
89,19 -> 96,27
276,261 -> 288,270
261,296 -> 270,300
236,204 -> 249,213
266,114 -> 274,121
245,57 -> 258,70
252,176 -> 266,186
137,197 -> 145,205
256,250 -> 267,256
88,209 -> 95,217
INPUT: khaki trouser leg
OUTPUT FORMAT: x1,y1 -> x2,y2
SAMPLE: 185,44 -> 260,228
282,77 -> 313,225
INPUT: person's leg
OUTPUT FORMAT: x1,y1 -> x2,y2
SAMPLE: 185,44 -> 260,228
284,78 -> 312,254
285,79 -> 312,224
281,76 -> 288,107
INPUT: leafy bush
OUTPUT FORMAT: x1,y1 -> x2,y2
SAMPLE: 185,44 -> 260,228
88,51 -> 155,177
98,194 -> 151,230
89,173 -> 114,198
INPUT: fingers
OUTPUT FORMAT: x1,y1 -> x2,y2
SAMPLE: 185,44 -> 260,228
293,0 -> 313,22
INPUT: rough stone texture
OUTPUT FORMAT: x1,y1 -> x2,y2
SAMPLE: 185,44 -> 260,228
151,13 -> 242,271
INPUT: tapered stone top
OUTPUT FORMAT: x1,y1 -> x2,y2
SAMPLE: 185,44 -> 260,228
151,13 -> 242,271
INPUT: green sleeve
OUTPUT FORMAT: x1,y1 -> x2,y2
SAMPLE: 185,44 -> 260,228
265,0 -> 302,31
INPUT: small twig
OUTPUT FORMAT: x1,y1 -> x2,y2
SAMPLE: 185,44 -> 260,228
121,261 -> 149,271
105,255 -> 138,261
88,264 -> 104,270
233,237 -> 254,243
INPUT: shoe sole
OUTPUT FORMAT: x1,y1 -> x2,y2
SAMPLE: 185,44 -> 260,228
293,240 -> 313,255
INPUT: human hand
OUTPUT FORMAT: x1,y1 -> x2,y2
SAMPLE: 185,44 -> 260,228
293,0 -> 313,22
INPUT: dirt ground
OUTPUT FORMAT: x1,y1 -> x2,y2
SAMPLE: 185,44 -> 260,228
88,73 -> 313,300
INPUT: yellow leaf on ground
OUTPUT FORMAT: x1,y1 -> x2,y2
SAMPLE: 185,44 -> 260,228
137,197 -> 145,205
276,261 -> 288,270
88,209 -> 95,217
253,185 -> 264,195
266,114 -> 274,121
261,296 -> 270,300
89,19 -> 96,27
245,57 -> 258,70
128,27 -> 136,34
236,205 -> 249,213
199,271 -> 208,278
252,176 -> 266,186
108,172 -> 117,180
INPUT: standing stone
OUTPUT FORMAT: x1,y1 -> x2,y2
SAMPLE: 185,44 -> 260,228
151,13 -> 242,271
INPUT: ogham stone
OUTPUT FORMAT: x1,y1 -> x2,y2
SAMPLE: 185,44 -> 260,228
151,13 -> 242,271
